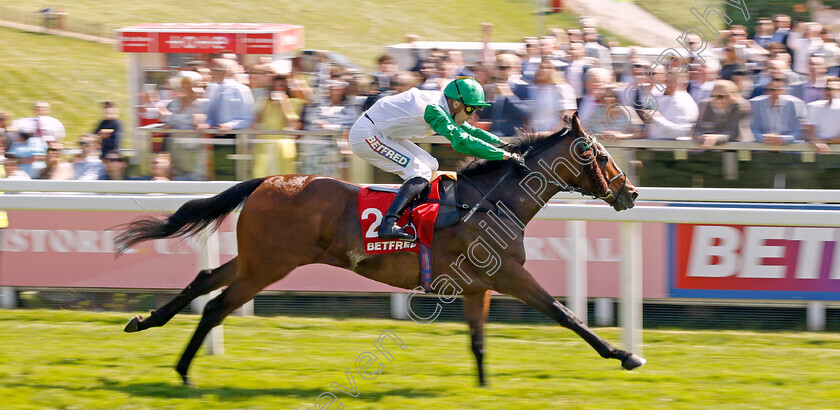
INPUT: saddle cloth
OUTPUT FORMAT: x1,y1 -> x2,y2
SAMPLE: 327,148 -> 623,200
358,172 -> 457,255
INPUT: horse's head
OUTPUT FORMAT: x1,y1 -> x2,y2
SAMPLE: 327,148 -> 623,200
525,112 -> 638,211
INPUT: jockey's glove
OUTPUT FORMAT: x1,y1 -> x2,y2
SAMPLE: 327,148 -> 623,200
503,151 -> 530,173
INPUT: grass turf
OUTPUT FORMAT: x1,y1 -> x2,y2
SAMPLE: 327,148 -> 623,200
633,0 -> 728,34
0,309 -> 838,409
0,27 -> 129,144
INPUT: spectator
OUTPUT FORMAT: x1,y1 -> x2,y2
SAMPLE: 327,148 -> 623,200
247,63 -> 275,104
719,46 -> 747,81
514,57 -> 577,132
583,27 -> 612,71
300,77 -> 359,177
418,59 -> 441,91
253,74 -> 305,177
590,84 -> 644,139
754,18 -> 774,49
791,55 -> 828,103
101,150 -> 128,180
770,14 -> 792,47
371,54 -> 399,93
693,80 -> 754,147
644,71 -> 699,140
92,101 -> 121,156
39,142 -> 74,180
150,152 -> 172,181
820,29 -> 840,77
754,58 -> 804,95
563,42 -> 590,104
447,50 -> 475,78
73,135 -> 106,180
2,154 -> 31,180
687,60 -> 720,103
364,71 -> 418,110
6,130 -> 47,178
787,22 -> 824,75
161,76 -> 209,181
13,101 -> 65,143
578,67 -> 613,127
487,57 -> 530,137
202,58 -> 256,180
521,37 -> 542,82
730,68 -> 756,100
804,76 -> 840,152
749,74 -> 808,144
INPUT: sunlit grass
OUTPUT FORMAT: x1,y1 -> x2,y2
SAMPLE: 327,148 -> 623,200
1,309 -> 839,409
0,27 -> 128,146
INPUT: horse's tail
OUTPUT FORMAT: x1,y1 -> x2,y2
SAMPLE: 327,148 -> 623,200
114,177 -> 268,253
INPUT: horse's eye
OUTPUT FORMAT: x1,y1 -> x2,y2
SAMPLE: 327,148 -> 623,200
597,155 -> 608,163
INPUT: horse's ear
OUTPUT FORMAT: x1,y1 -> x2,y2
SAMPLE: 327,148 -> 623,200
562,114 -> 572,127
571,111 -> 584,137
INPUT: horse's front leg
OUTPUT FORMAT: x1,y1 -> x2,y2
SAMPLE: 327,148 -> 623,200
463,290 -> 492,386
493,262 -> 645,370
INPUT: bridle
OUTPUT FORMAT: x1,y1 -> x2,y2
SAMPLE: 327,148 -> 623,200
458,128 -> 629,222
524,130 -> 628,205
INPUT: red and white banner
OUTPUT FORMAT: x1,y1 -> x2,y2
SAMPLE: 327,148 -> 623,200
116,23 -> 304,54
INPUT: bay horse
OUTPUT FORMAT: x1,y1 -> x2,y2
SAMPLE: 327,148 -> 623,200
116,112 -> 644,387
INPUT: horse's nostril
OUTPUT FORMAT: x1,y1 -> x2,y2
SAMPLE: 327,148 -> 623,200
631,191 -> 639,201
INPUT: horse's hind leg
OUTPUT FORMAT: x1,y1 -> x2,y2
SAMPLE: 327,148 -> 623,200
175,273 -> 272,386
463,290 -> 491,386
124,257 -> 238,333
495,264 -> 645,370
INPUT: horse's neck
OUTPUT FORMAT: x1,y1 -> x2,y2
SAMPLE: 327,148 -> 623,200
462,168 -> 563,225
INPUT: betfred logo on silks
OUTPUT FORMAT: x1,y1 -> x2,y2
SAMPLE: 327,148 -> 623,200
365,136 -> 409,168
671,225 -> 840,300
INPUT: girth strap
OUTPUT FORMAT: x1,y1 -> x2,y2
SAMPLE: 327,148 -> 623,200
419,243 -> 433,293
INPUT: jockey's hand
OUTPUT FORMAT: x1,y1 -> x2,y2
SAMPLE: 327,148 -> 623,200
503,151 -> 530,173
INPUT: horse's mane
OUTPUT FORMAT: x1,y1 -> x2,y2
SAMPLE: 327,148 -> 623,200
457,127 -> 572,177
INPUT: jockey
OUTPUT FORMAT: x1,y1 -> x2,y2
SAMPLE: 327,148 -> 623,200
349,76 -> 527,242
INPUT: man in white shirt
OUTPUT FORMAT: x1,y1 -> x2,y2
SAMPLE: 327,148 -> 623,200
787,22 -> 824,75
13,101 -> 65,143
805,76 -> 840,152
644,71 -> 699,140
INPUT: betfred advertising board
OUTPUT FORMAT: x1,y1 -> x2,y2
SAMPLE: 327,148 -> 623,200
671,223 -> 840,300
0,210 -> 669,297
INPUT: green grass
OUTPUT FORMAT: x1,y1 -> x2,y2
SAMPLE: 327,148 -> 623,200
0,27 -> 129,144
1,0 -> 584,67
634,0 -> 727,33
1,309 -> 839,409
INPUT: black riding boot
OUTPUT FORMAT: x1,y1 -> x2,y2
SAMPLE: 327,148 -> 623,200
378,176 -> 430,241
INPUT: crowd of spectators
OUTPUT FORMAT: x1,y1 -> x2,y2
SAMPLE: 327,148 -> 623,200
2,14 -> 840,183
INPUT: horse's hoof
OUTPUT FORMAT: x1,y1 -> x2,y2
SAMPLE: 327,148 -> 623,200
124,315 -> 143,333
621,353 -> 646,370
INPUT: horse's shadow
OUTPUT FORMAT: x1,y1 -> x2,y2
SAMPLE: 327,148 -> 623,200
100,378 -> 442,401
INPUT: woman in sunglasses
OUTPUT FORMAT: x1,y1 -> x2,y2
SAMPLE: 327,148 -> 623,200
348,76 -> 527,241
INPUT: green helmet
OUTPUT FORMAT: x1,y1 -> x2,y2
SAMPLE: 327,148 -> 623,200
444,77 -> 491,107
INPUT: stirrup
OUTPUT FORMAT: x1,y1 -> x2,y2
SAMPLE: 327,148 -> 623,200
379,221 -> 417,242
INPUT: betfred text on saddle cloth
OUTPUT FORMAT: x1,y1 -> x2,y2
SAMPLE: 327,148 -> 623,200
357,178 -> 442,255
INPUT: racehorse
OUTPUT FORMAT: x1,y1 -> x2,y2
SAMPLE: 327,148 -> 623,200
116,112 -> 644,387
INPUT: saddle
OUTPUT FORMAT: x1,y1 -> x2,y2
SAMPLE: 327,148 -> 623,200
367,171 -> 460,228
